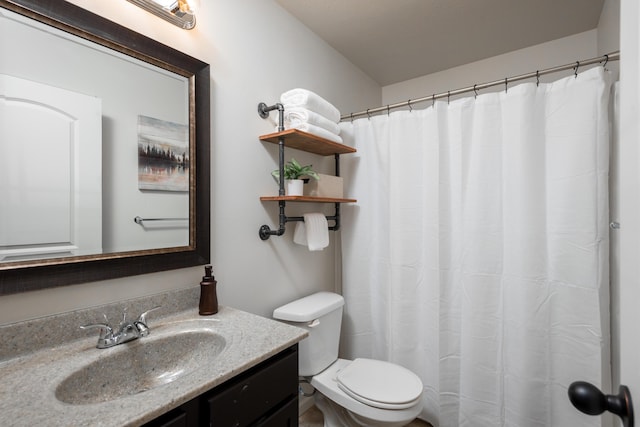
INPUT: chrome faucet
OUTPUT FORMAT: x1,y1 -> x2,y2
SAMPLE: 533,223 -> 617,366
81,306 -> 161,349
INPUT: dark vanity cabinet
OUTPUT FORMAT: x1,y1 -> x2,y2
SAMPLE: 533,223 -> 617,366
143,345 -> 299,427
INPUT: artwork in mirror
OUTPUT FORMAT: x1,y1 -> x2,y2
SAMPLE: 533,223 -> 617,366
0,0 -> 210,294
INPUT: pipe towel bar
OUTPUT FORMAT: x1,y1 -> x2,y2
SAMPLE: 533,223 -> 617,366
259,211 -> 340,241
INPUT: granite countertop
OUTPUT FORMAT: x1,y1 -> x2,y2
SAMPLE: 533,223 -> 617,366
0,288 -> 307,427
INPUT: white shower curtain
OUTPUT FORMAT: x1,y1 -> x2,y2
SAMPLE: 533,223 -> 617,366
339,66 -> 612,427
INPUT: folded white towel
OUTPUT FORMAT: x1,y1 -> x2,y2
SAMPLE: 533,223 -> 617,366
293,213 -> 329,251
286,122 -> 344,144
280,88 -> 341,123
283,107 -> 341,135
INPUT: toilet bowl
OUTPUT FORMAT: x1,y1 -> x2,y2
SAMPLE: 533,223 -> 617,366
311,358 -> 423,426
273,292 -> 424,427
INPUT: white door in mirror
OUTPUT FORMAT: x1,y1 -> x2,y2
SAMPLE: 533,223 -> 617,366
0,74 -> 102,261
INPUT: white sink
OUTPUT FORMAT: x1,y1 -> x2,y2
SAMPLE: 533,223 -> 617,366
55,328 -> 226,405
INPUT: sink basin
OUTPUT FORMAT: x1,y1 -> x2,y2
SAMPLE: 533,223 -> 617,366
55,329 -> 226,405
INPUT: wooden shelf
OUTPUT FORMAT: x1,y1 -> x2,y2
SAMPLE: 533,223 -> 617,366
260,195 -> 357,203
257,120 -> 356,240
260,129 -> 356,156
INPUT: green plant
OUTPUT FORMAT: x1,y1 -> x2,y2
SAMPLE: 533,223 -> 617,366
272,158 -> 320,182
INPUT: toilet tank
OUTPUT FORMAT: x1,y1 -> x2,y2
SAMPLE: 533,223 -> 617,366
273,292 -> 344,376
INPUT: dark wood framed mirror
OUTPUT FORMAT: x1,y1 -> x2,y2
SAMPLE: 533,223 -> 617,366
0,0 -> 210,295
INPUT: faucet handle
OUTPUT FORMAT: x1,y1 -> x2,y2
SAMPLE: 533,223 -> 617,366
117,307 -> 130,330
134,306 -> 161,337
80,323 -> 113,340
137,306 -> 161,323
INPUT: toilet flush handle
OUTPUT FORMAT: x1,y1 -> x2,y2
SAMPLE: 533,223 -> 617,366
308,319 -> 320,328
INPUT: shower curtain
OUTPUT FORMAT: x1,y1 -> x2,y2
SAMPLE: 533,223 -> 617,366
339,66 -> 612,427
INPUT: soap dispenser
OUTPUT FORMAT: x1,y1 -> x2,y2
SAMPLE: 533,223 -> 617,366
199,265 -> 218,315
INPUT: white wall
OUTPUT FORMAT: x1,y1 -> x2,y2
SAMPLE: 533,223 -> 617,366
0,0 -> 380,324
618,0 -> 640,412
382,30 -> 600,106
598,0 -> 621,55
598,0 -> 623,397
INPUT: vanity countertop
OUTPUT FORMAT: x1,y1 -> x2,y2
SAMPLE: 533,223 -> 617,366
0,292 -> 307,427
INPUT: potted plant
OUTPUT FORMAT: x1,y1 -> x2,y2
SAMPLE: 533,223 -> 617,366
272,158 -> 319,196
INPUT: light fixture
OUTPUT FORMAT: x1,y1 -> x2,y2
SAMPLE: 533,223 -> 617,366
126,0 -> 196,30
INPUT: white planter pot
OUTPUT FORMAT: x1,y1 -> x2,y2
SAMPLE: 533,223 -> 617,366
286,179 -> 304,196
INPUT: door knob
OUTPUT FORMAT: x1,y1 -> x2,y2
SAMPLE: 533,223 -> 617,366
568,381 -> 634,427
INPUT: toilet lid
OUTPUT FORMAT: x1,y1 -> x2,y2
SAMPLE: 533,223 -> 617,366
336,358 -> 423,410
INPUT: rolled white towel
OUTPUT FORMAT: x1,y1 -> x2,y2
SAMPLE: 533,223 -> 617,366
283,107 -> 341,136
287,122 -> 344,144
280,88 -> 341,123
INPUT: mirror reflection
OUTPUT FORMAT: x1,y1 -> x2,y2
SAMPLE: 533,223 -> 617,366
0,6 -> 190,263
0,0 -> 209,295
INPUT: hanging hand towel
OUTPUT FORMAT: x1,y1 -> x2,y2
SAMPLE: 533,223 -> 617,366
293,213 -> 329,251
293,221 -> 308,247
283,107 -> 341,135
280,88 -> 341,123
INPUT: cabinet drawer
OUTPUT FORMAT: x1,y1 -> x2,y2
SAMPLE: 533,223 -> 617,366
207,346 -> 298,426
148,411 -> 186,427
142,398 -> 199,427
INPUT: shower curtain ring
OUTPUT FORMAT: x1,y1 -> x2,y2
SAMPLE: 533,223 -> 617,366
366,109 -> 371,119
447,91 -> 450,104
350,112 -> 354,123
432,94 -> 435,107
504,78 -> 508,92
408,100 -> 412,112
536,70 -> 540,87
603,54 -> 609,69
574,61 -> 580,78
473,84 -> 478,99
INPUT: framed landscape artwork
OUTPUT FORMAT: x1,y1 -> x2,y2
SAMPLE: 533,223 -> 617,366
137,115 -> 189,192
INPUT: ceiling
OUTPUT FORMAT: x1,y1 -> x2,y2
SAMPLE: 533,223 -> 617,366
275,0 -> 605,86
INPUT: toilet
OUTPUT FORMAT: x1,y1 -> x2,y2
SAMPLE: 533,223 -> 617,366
273,292 -> 424,427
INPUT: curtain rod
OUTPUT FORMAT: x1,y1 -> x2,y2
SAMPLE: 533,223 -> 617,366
341,51 -> 620,122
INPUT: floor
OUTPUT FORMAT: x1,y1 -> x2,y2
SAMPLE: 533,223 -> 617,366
299,405 -> 433,427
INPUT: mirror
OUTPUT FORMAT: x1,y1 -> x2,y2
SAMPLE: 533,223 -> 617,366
0,0 -> 210,295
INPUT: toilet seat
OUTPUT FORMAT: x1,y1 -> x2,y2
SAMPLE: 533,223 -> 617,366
336,358 -> 423,410
310,359 -> 423,425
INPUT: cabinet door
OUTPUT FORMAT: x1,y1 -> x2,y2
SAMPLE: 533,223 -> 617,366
255,397 -> 298,427
207,347 -> 298,426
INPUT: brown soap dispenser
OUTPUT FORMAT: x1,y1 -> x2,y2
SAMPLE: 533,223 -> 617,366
199,265 -> 218,315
